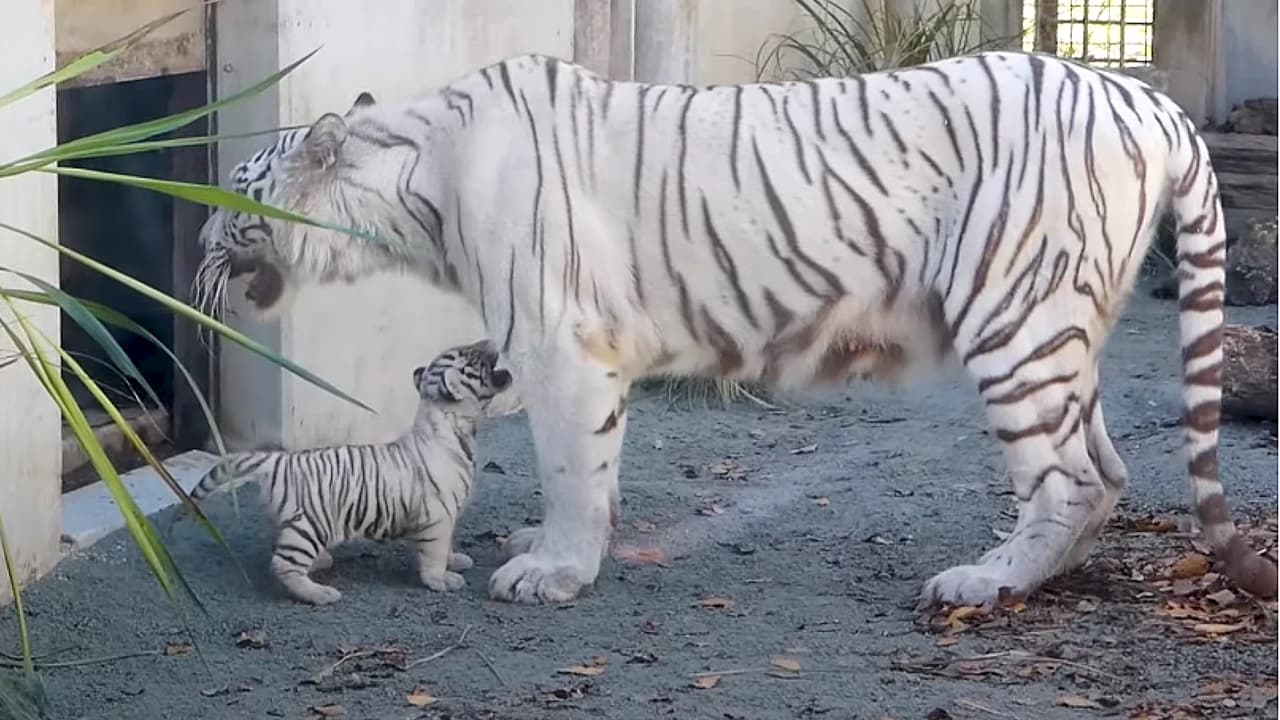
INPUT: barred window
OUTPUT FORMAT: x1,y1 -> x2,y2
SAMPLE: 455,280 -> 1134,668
1022,0 -> 1155,68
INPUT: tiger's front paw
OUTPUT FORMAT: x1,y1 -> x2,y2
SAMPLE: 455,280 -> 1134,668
420,570 -> 466,593
447,552 -> 474,572
500,526 -> 542,559
487,552 -> 593,605
917,563 -> 1029,612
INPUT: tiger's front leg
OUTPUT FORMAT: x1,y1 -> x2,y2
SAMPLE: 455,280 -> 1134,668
488,342 -> 629,604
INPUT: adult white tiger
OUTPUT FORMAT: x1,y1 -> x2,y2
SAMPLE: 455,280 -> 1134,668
194,50 -> 1277,608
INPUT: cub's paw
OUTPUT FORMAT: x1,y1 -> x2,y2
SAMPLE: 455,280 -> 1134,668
500,526 -> 542,559
917,563 -> 1028,612
488,552 -> 592,605
288,582 -> 342,606
447,552 -> 475,572
420,570 -> 467,593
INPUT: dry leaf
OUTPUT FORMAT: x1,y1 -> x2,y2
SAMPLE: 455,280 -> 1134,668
698,504 -> 726,517
632,519 -> 656,532
813,497 -> 830,507
1204,588 -> 1237,606
558,656 -> 608,677
164,641 -> 193,657
935,635 -> 959,647
693,675 -> 721,689
406,688 -> 436,707
770,657 -> 801,673
557,665 -> 606,677
1192,622 -> 1248,635
945,605 -> 984,629
311,704 -> 345,718
1169,553 -> 1211,579
234,629 -> 267,649
790,443 -> 818,455
695,596 -> 735,610
1057,695 -> 1103,709
613,545 -> 669,566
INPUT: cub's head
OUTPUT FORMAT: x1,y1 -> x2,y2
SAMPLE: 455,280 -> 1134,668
412,340 -> 520,418
193,90 -> 436,327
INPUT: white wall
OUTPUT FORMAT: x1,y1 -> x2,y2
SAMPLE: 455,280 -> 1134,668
216,0 -> 576,450
0,0 -> 62,603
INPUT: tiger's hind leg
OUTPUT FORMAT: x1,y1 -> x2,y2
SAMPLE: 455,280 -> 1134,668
919,331 -> 1107,610
1063,385 -> 1129,570
271,518 -> 342,605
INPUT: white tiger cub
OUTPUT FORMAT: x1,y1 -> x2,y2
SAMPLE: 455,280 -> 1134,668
193,52 -> 1277,609
190,340 -> 519,605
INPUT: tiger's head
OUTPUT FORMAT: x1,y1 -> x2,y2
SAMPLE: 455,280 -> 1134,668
412,340 -> 521,420
193,90 -> 448,327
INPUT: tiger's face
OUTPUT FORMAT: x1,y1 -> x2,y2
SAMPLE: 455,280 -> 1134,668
413,340 -> 521,418
192,90 -> 397,325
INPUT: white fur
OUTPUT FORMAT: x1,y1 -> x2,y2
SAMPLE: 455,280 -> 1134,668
194,50 -> 1272,607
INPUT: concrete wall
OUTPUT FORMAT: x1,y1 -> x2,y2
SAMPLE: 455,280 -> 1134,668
1221,0 -> 1279,112
636,0 -> 809,84
0,0 -> 62,604
216,0 -> 577,450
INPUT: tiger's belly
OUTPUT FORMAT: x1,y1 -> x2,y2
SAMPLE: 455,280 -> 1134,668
642,289 -> 954,391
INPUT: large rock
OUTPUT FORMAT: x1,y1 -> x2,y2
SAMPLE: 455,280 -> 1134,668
1222,323 -> 1278,421
1225,217 -> 1278,306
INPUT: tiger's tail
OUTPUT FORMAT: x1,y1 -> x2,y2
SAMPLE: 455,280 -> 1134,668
1170,118 -> 1277,599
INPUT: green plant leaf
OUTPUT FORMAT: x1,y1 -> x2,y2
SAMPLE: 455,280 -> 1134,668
1,268 -> 162,413
0,222 -> 372,413
0,310 -> 177,602
0,9 -> 189,109
8,48 -> 321,170
0,126 -> 307,179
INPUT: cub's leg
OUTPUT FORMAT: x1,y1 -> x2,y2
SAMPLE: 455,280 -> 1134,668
271,518 -> 342,605
489,340 -> 629,604
414,518 -> 465,592
1064,386 -> 1129,570
920,332 -> 1106,609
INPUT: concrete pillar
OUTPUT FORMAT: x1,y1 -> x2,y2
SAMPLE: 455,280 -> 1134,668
0,0 -> 62,604
1154,0 -> 1224,127
214,0 -> 575,451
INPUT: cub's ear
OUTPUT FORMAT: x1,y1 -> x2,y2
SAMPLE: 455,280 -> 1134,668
349,91 -> 377,113
303,113 -> 348,169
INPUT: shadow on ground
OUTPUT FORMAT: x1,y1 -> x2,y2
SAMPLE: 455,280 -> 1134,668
3,283 -> 1277,720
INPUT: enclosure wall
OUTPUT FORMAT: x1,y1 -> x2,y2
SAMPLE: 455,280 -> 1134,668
0,0 -> 62,603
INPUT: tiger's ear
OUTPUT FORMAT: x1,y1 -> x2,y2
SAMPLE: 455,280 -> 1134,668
303,113 -> 348,169
348,91 -> 376,114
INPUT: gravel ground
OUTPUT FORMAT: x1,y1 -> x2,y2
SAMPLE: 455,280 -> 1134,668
3,282 -> 1277,720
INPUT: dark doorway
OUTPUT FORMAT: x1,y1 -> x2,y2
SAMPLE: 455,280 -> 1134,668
56,70 -> 212,491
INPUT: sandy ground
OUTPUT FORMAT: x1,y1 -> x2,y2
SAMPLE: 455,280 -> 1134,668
3,282 -> 1277,720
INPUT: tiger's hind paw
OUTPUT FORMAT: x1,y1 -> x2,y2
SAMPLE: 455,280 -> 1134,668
916,563 -> 1031,613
